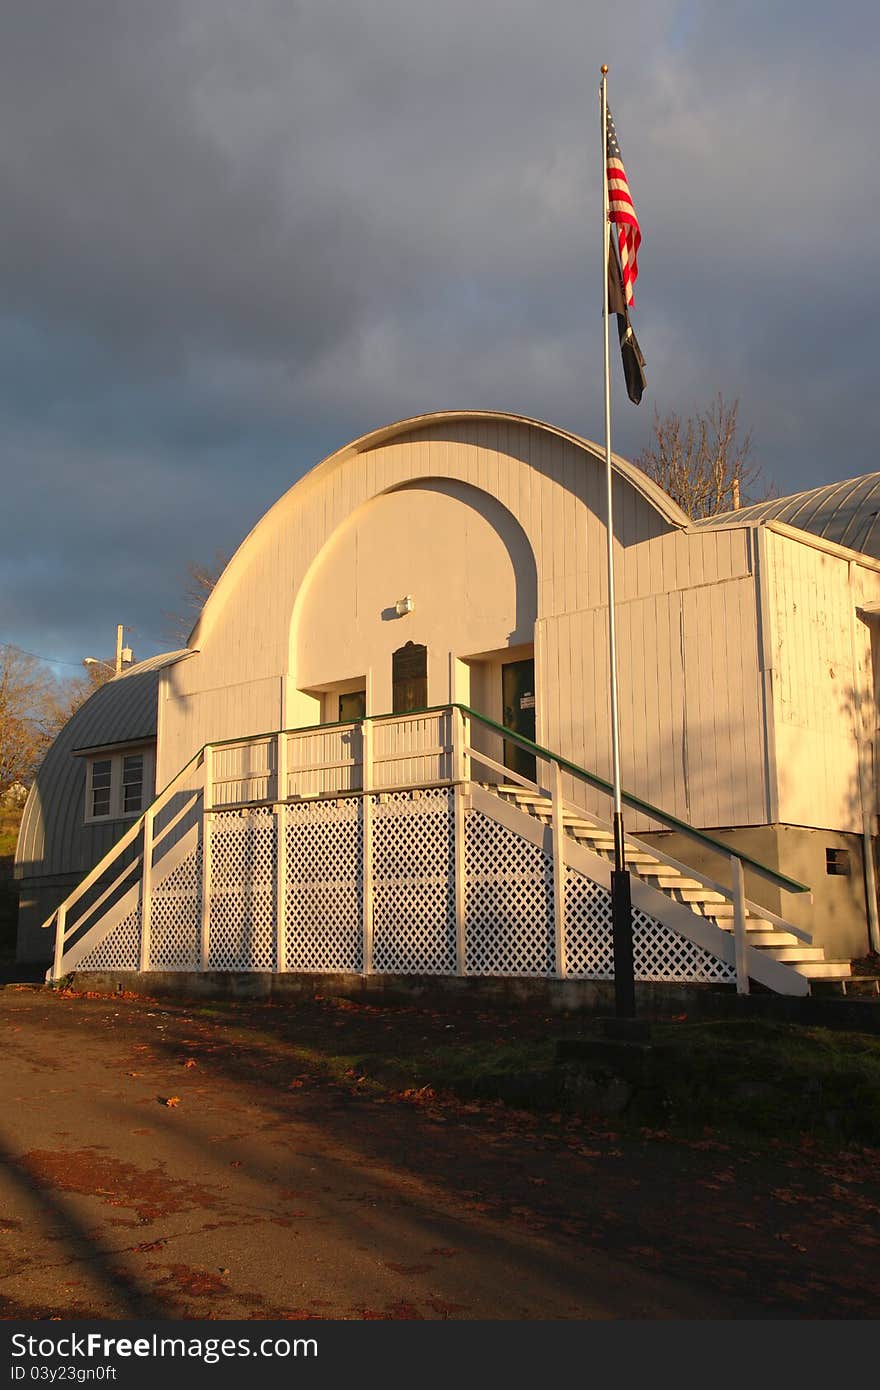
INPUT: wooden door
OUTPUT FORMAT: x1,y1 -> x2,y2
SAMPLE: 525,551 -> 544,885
502,658 -> 536,782
392,643 -> 428,714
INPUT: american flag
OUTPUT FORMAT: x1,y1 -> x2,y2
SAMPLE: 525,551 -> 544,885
606,106 -> 641,306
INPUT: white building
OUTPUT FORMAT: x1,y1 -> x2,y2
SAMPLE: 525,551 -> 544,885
17,411 -> 880,993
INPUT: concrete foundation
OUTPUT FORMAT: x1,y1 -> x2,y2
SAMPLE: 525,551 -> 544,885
56,968 -> 880,1031
642,822 -> 874,963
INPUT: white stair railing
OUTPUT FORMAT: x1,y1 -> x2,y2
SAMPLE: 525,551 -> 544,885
458,704 -> 812,930
44,703 -> 825,994
44,747 -> 207,979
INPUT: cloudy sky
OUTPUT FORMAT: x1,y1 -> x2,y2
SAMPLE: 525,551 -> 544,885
2,0 -> 878,673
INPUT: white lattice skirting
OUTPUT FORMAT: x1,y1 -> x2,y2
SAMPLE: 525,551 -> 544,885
74,789 -> 736,984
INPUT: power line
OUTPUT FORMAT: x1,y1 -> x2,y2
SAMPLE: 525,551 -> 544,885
2,630 -> 173,671
0,640 -> 86,669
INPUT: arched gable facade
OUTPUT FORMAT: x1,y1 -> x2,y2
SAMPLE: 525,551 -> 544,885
158,411 -> 690,789
20,413 -> 880,969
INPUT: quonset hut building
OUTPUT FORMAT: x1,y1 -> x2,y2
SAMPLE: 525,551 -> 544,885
15,411 -> 880,994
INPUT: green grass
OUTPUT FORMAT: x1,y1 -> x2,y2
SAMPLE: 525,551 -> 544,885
640,1017 -> 880,1144
195,999 -> 880,1150
0,804 -> 22,858
0,805 -> 21,952
432,1020 -> 880,1147
0,841 -> 18,953
281,1011 -> 880,1148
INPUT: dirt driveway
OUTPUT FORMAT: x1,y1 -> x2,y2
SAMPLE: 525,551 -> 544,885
0,986 -> 878,1320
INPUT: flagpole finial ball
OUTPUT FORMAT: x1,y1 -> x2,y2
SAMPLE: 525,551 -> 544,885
601,64 -> 608,73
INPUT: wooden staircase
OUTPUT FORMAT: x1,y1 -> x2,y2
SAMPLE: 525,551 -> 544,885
488,784 -> 852,987
43,703 -> 854,995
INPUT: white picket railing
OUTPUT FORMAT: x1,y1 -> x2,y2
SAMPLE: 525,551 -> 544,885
43,705 -> 815,995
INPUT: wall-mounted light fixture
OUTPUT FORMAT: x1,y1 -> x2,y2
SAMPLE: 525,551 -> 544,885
395,595 -> 415,617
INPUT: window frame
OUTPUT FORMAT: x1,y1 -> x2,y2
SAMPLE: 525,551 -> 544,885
83,744 -> 154,824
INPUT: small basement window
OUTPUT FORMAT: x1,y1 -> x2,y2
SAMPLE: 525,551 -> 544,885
826,848 -> 851,876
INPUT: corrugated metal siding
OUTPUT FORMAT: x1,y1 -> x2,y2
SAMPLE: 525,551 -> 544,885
15,652 -> 187,884
696,472 -> 880,560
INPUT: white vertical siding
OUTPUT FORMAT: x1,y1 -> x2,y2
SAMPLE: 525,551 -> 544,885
766,530 -> 865,831
540,574 -> 766,832
158,674 -> 282,790
162,416 -> 759,829
681,578 -> 766,827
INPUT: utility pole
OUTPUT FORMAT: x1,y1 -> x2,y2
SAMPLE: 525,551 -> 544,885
114,625 -> 133,675
83,625 -> 132,679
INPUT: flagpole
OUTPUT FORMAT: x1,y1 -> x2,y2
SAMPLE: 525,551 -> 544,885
600,64 -> 635,1019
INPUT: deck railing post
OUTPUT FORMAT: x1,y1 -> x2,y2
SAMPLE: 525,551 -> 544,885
139,807 -> 155,973
53,904 -> 66,982
362,718 -> 374,974
731,854 -> 750,995
454,782 -> 467,976
452,705 -> 468,976
551,758 -> 567,978
452,704 -> 464,784
200,745 -> 214,972
276,730 -> 288,973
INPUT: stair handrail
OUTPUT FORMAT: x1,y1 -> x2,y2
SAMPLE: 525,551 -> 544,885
479,756 -> 813,944
452,703 -> 811,898
40,745 -> 206,934
204,704 -> 810,896
43,699 -> 807,946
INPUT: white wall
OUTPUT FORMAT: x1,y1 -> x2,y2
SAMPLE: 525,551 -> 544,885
539,568 -> 768,831
293,479 -> 537,715
159,416 -> 691,785
765,528 -> 880,834
157,415 -> 778,836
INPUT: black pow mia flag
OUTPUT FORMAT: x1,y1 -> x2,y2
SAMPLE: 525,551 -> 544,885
607,239 -> 646,405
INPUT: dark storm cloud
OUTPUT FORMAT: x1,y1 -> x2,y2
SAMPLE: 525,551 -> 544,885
1,1 -> 878,667
0,3 -> 370,364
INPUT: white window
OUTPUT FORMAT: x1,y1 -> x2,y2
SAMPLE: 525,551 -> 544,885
122,753 -> 144,814
84,747 -> 154,823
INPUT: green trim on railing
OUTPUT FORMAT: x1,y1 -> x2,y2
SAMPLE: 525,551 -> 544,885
205,704 -> 450,749
71,702 -> 806,909
206,703 -> 807,894
450,704 -> 810,896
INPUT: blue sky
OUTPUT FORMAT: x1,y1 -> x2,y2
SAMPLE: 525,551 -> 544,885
2,0 -> 878,672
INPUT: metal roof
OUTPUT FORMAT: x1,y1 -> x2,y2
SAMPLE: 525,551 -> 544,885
694,472 -> 880,559
14,650 -> 190,884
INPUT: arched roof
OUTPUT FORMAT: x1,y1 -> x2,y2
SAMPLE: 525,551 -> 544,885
694,471 -> 880,561
15,650 -> 190,883
189,410 -> 691,647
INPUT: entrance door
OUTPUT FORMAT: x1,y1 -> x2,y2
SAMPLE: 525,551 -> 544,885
338,690 -> 366,722
392,642 -> 428,714
502,658 -> 536,782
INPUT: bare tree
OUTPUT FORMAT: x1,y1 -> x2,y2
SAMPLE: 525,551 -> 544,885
42,659 -> 116,739
0,645 -> 118,793
165,552 -> 231,643
0,646 -> 49,793
633,394 -> 772,519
